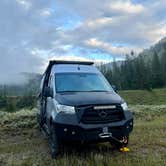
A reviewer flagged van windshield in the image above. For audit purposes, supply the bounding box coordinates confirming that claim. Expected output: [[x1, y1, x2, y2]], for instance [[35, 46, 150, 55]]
[[55, 73, 113, 93]]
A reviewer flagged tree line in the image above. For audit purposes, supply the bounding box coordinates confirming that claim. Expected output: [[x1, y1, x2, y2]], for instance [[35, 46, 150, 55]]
[[99, 50, 166, 90]]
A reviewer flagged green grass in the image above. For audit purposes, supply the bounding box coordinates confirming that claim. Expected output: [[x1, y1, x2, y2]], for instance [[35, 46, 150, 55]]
[[1, 88, 166, 112], [119, 88, 166, 105], [0, 89, 166, 166], [0, 105, 166, 166]]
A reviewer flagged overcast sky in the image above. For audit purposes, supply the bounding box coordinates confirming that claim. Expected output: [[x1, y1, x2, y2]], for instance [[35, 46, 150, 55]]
[[0, 0, 166, 84]]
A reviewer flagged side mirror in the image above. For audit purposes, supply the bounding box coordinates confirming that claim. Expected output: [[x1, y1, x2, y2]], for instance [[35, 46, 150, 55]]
[[112, 85, 118, 92], [43, 87, 53, 98]]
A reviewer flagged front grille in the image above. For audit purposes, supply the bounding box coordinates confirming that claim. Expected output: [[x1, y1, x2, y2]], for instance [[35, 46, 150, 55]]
[[76, 104, 124, 124]]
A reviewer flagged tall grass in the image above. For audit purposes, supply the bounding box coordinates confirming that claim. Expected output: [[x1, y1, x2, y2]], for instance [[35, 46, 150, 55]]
[[0, 105, 166, 166]]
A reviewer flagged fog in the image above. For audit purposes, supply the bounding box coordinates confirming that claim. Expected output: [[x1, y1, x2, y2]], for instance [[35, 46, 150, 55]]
[[1, 0, 165, 85], [0, 46, 45, 85]]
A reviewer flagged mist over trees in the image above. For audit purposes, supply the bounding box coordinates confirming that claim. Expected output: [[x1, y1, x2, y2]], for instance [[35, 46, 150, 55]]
[[0, 37, 166, 98], [99, 38, 166, 90], [0, 73, 41, 96]]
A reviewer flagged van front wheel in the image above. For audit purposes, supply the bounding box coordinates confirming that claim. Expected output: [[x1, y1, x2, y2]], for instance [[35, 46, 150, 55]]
[[48, 124, 60, 158]]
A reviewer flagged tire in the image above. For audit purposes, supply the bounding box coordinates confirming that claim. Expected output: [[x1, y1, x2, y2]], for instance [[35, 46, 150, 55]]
[[48, 124, 60, 158], [110, 136, 129, 149]]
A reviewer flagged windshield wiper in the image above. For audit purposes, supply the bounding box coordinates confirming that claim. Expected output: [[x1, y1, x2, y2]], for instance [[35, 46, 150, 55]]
[[84, 90, 110, 92], [57, 90, 110, 93], [58, 90, 84, 93]]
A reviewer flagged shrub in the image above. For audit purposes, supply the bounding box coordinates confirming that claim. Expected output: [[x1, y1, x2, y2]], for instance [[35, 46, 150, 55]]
[[0, 96, 8, 109], [16, 96, 36, 109]]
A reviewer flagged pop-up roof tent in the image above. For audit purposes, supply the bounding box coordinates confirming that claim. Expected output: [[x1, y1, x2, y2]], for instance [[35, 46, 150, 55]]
[[42, 60, 94, 93]]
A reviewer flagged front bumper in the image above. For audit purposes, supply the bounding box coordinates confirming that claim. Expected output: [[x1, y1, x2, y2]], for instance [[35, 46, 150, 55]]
[[54, 111, 133, 142]]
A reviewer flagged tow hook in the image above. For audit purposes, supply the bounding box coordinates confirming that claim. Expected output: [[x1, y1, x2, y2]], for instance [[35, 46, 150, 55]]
[[99, 133, 112, 138], [119, 136, 128, 144], [110, 135, 130, 152], [98, 128, 130, 152]]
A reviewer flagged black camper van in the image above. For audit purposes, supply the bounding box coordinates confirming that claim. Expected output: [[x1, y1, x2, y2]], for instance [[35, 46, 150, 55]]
[[37, 60, 133, 158]]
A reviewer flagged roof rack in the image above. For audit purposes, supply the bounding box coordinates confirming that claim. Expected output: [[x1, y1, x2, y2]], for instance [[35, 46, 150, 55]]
[[49, 60, 94, 65]]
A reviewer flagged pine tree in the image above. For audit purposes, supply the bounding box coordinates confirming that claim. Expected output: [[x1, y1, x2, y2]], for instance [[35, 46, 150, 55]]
[[151, 51, 164, 88], [112, 59, 120, 88], [159, 49, 166, 84]]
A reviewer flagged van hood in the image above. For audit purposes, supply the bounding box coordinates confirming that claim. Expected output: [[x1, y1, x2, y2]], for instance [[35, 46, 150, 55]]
[[55, 91, 123, 106]]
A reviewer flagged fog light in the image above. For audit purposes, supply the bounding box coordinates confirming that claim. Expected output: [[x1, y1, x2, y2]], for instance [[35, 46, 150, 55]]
[[126, 126, 129, 129], [72, 131, 75, 135], [64, 128, 67, 132], [130, 122, 133, 126]]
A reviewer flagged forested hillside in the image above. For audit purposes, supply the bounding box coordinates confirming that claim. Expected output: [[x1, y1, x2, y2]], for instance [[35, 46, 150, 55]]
[[1, 37, 166, 96], [100, 37, 166, 90]]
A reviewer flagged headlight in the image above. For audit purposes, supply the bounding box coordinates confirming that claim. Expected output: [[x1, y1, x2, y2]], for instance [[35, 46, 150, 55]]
[[56, 104, 75, 114], [121, 102, 128, 111]]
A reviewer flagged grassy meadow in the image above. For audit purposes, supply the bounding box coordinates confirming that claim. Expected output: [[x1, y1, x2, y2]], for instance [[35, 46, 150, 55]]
[[0, 89, 166, 166]]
